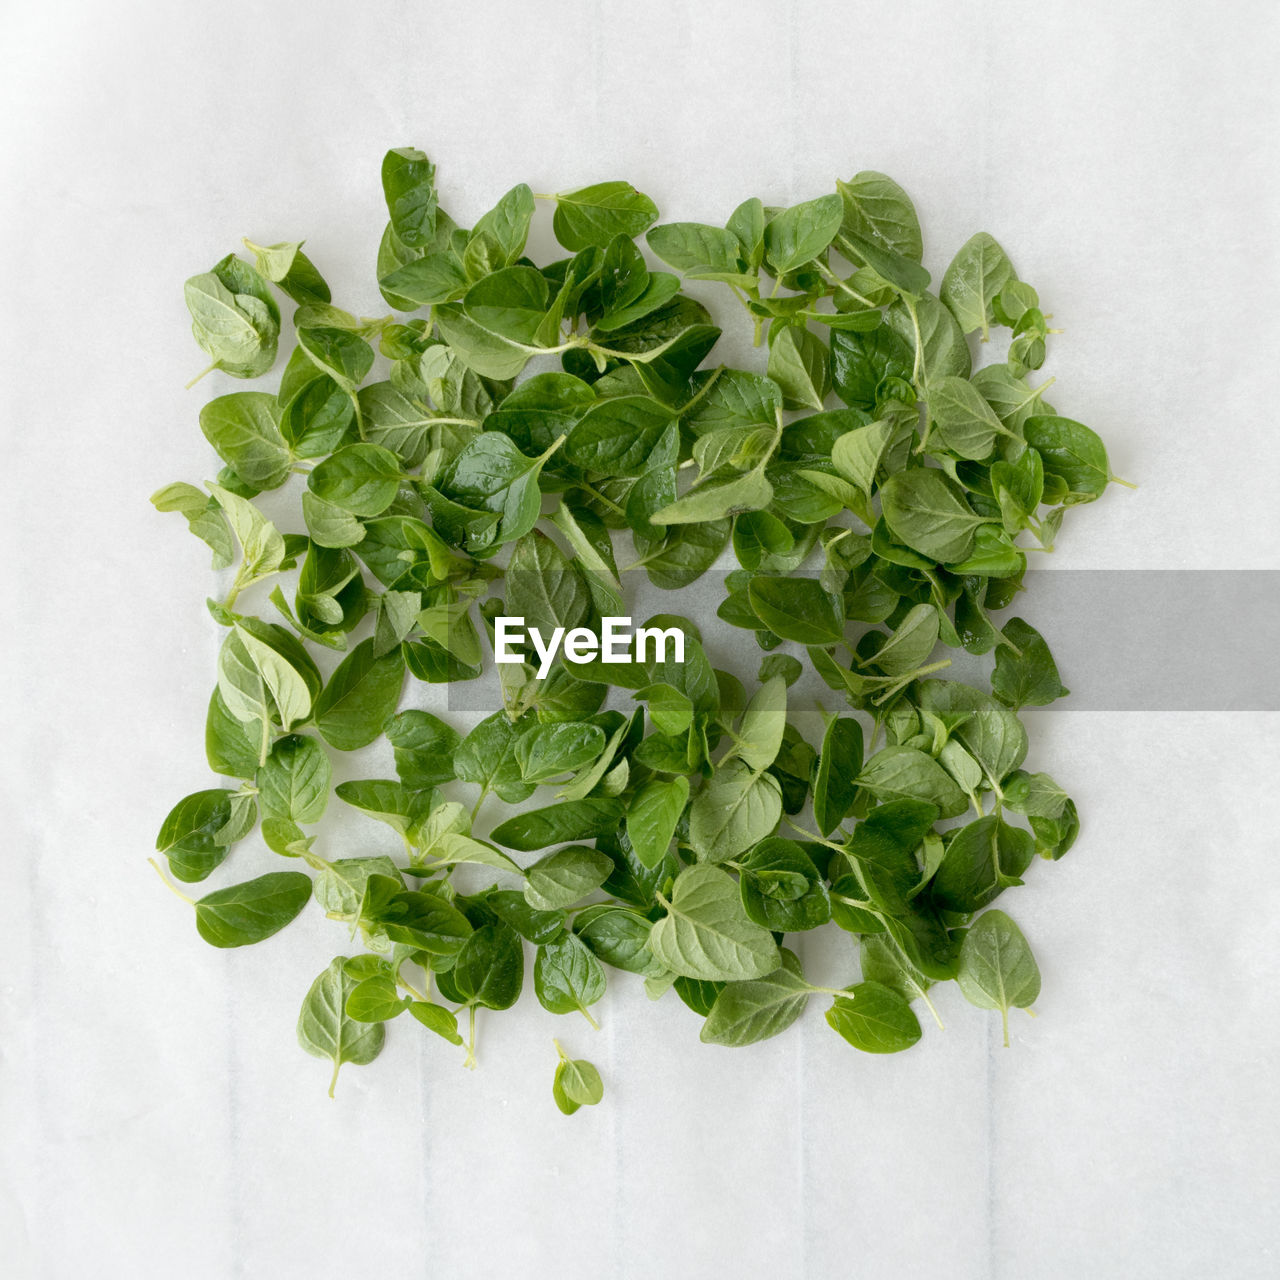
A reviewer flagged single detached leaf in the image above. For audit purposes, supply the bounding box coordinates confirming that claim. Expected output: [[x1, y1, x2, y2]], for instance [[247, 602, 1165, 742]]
[[956, 909, 1041, 1046], [297, 957, 386, 1096]]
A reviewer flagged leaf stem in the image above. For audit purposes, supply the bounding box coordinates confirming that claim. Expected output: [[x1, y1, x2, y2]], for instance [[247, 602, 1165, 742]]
[[147, 857, 195, 905], [184, 362, 217, 390], [782, 819, 846, 854], [464, 1005, 478, 1069]]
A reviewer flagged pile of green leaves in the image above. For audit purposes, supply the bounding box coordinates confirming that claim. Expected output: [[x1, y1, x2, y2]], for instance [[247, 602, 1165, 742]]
[[153, 148, 1125, 1105]]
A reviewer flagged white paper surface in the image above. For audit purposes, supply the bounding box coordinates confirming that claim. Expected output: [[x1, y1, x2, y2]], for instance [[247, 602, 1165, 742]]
[[2, 2, 1278, 1277]]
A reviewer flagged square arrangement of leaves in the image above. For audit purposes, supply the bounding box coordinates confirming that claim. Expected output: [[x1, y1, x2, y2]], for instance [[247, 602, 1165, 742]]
[[152, 148, 1128, 1109]]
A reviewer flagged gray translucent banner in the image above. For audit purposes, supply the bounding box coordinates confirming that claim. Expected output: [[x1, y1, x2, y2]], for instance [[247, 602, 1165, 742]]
[[458, 568, 1280, 713]]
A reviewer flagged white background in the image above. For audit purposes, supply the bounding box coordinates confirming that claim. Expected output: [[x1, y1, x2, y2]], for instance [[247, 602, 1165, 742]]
[[2, 1, 1278, 1277]]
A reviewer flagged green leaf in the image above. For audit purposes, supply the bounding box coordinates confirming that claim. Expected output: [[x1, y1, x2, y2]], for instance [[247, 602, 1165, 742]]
[[384, 710, 459, 788], [649, 469, 773, 525], [470, 183, 536, 267], [825, 981, 922, 1053], [243, 238, 330, 306], [956, 909, 1041, 1046], [830, 419, 895, 496], [553, 1055, 604, 1114], [830, 323, 913, 411], [856, 746, 968, 819], [523, 845, 614, 909], [626, 776, 689, 869], [648, 864, 781, 981], [687, 758, 783, 864], [991, 617, 1069, 709], [455, 712, 533, 804], [335, 779, 432, 841], [437, 433, 551, 549], [970, 365, 1055, 433], [407, 1000, 464, 1044], [295, 326, 373, 395], [297, 957, 386, 1096], [256, 733, 330, 824], [535, 933, 605, 1017], [814, 716, 864, 835], [917, 679, 1028, 785], [515, 722, 607, 785], [454, 924, 525, 1010], [926, 376, 1011, 460], [837, 172, 923, 261], [887, 296, 971, 385], [464, 266, 550, 344], [735, 675, 787, 771], [206, 689, 261, 780], [345, 974, 409, 1023], [313, 856, 401, 918], [382, 147, 438, 249], [312, 638, 405, 751], [647, 221, 742, 273], [553, 181, 659, 251], [199, 393, 291, 490], [931, 814, 1034, 913], [865, 603, 940, 677], [738, 840, 830, 932], [1023, 415, 1112, 504], [307, 443, 403, 516], [767, 325, 829, 411], [860, 935, 938, 1013], [764, 194, 843, 274], [838, 230, 931, 297], [941, 232, 1016, 340], [747, 576, 844, 644], [365, 881, 473, 955], [700, 951, 810, 1047], [492, 799, 625, 853], [151, 482, 235, 570], [1002, 770, 1070, 820], [184, 263, 278, 379], [565, 396, 675, 476], [879, 468, 991, 563], [156, 788, 236, 883], [194, 872, 311, 948]]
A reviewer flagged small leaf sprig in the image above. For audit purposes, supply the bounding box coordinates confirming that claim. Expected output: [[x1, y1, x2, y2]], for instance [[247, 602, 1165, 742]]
[[152, 148, 1126, 1104]]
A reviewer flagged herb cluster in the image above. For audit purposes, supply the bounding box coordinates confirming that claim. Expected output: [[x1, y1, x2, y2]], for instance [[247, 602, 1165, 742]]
[[152, 149, 1124, 1105]]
